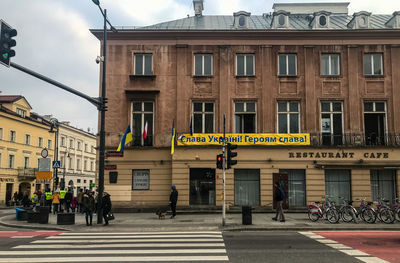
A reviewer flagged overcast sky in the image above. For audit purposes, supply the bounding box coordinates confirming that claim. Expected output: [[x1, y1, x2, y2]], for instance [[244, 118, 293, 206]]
[[1, 0, 399, 134]]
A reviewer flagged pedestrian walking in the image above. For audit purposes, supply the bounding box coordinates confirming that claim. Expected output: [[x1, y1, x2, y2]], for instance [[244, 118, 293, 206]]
[[71, 196, 77, 212], [101, 192, 112, 226], [77, 189, 84, 213], [169, 185, 178, 219], [51, 191, 60, 214], [64, 190, 73, 213], [31, 191, 39, 208], [272, 182, 286, 222], [83, 191, 95, 226], [59, 188, 66, 212], [44, 188, 52, 213]]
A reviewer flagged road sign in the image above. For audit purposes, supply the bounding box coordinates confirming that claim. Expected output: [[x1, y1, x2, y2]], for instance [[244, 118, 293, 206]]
[[41, 148, 48, 158], [52, 161, 61, 169], [38, 158, 51, 172]]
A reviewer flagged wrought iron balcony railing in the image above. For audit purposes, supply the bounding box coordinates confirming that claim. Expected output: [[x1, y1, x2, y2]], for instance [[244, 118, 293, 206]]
[[17, 168, 37, 178], [309, 133, 400, 147]]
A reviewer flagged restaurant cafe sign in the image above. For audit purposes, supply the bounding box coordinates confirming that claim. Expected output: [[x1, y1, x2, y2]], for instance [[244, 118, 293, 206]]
[[177, 133, 310, 146], [289, 151, 390, 159]]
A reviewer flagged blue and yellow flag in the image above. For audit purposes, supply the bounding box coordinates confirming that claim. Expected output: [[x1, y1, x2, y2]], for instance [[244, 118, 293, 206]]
[[117, 125, 133, 152], [171, 120, 175, 155]]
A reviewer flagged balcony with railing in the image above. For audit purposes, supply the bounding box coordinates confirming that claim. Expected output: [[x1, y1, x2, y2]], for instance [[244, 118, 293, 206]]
[[309, 133, 400, 147], [17, 167, 37, 179]]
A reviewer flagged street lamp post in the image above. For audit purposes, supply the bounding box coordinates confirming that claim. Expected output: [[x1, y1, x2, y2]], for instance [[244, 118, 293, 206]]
[[49, 118, 59, 192]]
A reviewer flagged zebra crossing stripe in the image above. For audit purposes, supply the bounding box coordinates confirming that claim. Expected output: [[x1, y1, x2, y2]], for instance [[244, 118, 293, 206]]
[[33, 238, 224, 243], [59, 231, 222, 235], [0, 249, 227, 255], [0, 256, 230, 262], [14, 243, 226, 249], [46, 234, 222, 239]]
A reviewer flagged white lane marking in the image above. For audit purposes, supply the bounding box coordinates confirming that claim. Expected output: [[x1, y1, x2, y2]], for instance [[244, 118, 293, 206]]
[[325, 243, 352, 249], [0, 256, 230, 262], [10, 236, 32, 239], [0, 249, 227, 255], [315, 239, 338, 244], [46, 234, 222, 239], [339, 249, 370, 256], [33, 238, 224, 243], [355, 257, 389, 263], [14, 243, 226, 249], [59, 231, 222, 235]]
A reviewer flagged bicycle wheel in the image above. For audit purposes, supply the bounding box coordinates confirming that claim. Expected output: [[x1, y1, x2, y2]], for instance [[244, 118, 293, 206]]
[[361, 209, 376, 224], [341, 206, 353, 222], [308, 211, 320, 222], [395, 209, 400, 222], [326, 209, 339, 224], [380, 209, 395, 224]]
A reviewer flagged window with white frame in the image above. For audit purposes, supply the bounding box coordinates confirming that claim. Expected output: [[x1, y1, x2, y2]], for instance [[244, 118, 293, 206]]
[[364, 53, 383, 76], [193, 102, 214, 133], [69, 139, 74, 149], [68, 156, 73, 170], [48, 139, 52, 149], [84, 160, 87, 171], [25, 134, 31, 145], [24, 156, 29, 168], [61, 137, 65, 147], [85, 144, 88, 152], [278, 101, 300, 133], [278, 54, 297, 76], [321, 101, 343, 146], [90, 161, 94, 171], [236, 54, 255, 76], [10, 130, 16, 142], [8, 154, 15, 169], [91, 146, 94, 153], [77, 159, 81, 171], [235, 102, 256, 133], [38, 137, 43, 147], [16, 108, 26, 118], [60, 156, 65, 168], [194, 54, 212, 76], [132, 101, 154, 146], [134, 53, 153, 75], [364, 101, 386, 146], [321, 54, 340, 76], [77, 141, 81, 150]]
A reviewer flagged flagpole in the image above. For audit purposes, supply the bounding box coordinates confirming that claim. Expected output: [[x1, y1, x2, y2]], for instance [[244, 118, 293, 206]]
[[222, 114, 226, 226]]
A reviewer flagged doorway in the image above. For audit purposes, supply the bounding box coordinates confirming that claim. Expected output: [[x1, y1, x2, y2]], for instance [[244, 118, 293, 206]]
[[189, 168, 215, 206], [364, 114, 385, 145], [5, 183, 13, 206]]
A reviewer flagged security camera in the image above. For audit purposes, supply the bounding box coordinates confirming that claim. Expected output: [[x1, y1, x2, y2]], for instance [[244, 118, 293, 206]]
[[96, 56, 104, 64]]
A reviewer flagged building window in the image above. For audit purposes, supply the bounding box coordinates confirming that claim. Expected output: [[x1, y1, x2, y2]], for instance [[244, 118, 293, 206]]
[[61, 137, 65, 147], [235, 102, 256, 133], [370, 170, 397, 204], [77, 179, 81, 183], [278, 54, 297, 76], [0, 153, 2, 168], [77, 159, 81, 171], [234, 169, 260, 206], [61, 156, 65, 168], [280, 169, 306, 207], [91, 146, 94, 153], [364, 101, 386, 145], [69, 139, 74, 149], [85, 144, 88, 152], [10, 130, 16, 142], [77, 141, 81, 150], [84, 180, 87, 183], [38, 137, 43, 148], [84, 160, 87, 171], [321, 54, 340, 76], [134, 53, 153, 75], [194, 54, 212, 76], [132, 101, 153, 146], [8, 154, 15, 169], [90, 161, 94, 171], [325, 169, 351, 205], [236, 54, 254, 76], [16, 108, 26, 118], [0, 128, 3, 140], [48, 139, 52, 149], [24, 157, 29, 169], [193, 102, 214, 133], [189, 168, 215, 205], [321, 101, 343, 146], [68, 157, 73, 170], [277, 101, 300, 133], [25, 134, 31, 145], [132, 169, 150, 190], [364, 53, 383, 76]]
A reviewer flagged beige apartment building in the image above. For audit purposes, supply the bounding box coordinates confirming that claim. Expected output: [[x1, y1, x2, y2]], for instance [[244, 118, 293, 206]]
[[91, 1, 400, 209]]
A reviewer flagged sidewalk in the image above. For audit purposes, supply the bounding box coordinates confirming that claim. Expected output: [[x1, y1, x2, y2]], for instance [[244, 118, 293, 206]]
[[1, 209, 400, 232]]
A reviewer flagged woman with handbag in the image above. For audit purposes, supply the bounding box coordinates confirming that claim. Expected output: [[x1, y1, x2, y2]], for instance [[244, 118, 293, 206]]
[[101, 192, 112, 226]]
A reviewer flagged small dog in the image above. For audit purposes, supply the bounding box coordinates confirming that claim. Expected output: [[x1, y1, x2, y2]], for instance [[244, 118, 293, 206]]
[[155, 209, 166, 219]]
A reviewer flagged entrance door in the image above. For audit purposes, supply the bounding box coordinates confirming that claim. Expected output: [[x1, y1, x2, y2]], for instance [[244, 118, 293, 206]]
[[273, 173, 289, 209], [5, 183, 13, 206], [365, 113, 385, 145], [190, 168, 215, 206], [234, 169, 260, 206]]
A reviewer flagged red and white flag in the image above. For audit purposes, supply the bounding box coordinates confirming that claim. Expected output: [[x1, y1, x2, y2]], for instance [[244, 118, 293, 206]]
[[143, 121, 148, 139]]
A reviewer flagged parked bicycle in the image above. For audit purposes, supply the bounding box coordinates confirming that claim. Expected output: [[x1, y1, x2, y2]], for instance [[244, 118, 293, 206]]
[[393, 198, 400, 222], [376, 197, 395, 224], [308, 197, 339, 224]]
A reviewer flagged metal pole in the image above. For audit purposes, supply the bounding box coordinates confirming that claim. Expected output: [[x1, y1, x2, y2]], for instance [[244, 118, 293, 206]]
[[54, 124, 58, 190], [222, 114, 226, 226], [97, 9, 107, 225]]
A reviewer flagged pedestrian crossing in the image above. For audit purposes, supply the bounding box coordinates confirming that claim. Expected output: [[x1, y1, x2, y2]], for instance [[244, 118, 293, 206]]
[[0, 231, 229, 262]]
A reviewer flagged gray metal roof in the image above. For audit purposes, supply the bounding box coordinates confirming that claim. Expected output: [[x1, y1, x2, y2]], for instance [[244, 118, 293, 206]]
[[132, 14, 394, 31]]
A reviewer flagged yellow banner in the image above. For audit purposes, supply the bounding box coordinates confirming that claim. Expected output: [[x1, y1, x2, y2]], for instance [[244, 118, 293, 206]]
[[177, 133, 310, 146], [36, 171, 53, 180]]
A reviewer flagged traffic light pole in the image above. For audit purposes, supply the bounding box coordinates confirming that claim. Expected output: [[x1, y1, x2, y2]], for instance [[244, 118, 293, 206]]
[[222, 114, 226, 226]]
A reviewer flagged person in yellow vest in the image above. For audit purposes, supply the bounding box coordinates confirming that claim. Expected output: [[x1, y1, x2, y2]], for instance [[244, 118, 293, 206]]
[[51, 191, 60, 214], [59, 189, 67, 213], [45, 188, 53, 213], [31, 192, 39, 208]]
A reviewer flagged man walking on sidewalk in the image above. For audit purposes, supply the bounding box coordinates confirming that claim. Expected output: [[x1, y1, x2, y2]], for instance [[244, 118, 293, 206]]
[[272, 182, 286, 222], [169, 185, 178, 219]]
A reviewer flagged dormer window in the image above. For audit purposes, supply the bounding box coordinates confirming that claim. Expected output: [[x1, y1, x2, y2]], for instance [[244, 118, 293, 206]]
[[272, 10, 290, 29], [310, 11, 331, 29], [233, 11, 251, 29], [347, 11, 371, 29], [385, 11, 400, 29]]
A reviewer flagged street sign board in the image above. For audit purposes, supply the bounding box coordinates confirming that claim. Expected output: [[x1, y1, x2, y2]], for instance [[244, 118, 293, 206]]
[[38, 158, 51, 172], [36, 171, 52, 181], [52, 161, 61, 169]]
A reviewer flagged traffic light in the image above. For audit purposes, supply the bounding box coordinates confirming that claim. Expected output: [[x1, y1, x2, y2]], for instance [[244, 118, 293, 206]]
[[0, 20, 17, 67], [227, 143, 238, 169], [216, 154, 223, 169]]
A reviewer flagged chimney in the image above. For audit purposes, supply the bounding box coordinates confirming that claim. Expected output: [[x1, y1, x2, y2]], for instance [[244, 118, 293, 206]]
[[193, 0, 204, 17]]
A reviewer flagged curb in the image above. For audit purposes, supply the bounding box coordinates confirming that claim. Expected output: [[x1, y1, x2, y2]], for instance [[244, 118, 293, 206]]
[[0, 214, 68, 231]]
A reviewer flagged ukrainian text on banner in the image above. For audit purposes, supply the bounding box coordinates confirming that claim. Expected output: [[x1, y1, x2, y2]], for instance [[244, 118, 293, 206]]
[[177, 133, 310, 146]]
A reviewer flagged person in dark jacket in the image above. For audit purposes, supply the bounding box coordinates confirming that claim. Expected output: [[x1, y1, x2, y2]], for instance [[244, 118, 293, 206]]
[[272, 182, 286, 222], [169, 185, 178, 219], [101, 192, 112, 226], [64, 190, 73, 213], [83, 191, 95, 226]]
